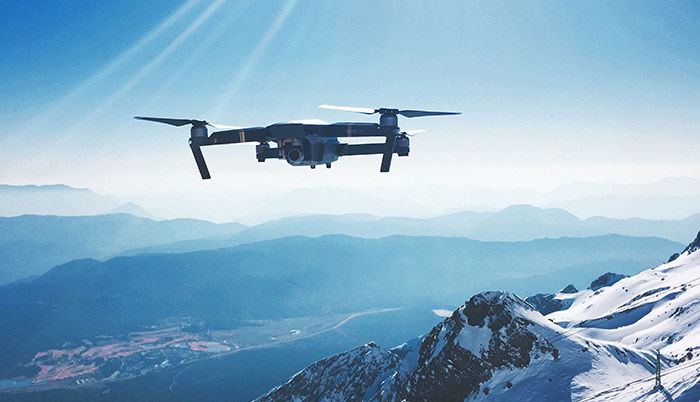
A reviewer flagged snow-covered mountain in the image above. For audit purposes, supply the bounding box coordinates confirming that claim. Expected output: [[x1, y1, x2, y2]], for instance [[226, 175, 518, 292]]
[[256, 232, 700, 401]]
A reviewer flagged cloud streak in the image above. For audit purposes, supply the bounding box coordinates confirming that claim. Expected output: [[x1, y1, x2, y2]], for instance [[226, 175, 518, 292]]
[[211, 0, 298, 119], [139, 0, 254, 112], [23, 0, 204, 135], [73, 0, 227, 132]]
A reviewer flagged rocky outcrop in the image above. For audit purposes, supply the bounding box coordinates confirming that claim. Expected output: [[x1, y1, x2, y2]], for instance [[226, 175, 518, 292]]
[[525, 284, 577, 315], [560, 284, 578, 294], [257, 292, 559, 402], [589, 272, 628, 291], [257, 342, 398, 401], [668, 229, 700, 262], [525, 293, 567, 315], [681, 230, 700, 255]]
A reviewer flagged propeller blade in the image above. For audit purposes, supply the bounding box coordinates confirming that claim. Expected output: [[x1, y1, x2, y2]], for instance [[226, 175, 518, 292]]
[[404, 129, 426, 136], [189, 143, 211, 180], [380, 134, 396, 173], [398, 110, 461, 118], [318, 104, 376, 115], [135, 116, 241, 130], [134, 116, 200, 127]]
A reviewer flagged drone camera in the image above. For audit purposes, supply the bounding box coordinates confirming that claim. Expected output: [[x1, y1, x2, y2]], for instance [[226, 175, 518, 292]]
[[286, 146, 305, 165]]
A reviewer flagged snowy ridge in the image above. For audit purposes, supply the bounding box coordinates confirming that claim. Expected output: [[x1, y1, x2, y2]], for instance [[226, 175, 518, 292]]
[[549, 247, 700, 361]]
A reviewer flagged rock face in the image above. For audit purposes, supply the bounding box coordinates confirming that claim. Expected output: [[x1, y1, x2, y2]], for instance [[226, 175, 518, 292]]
[[257, 291, 653, 401], [257, 342, 399, 401], [525, 284, 577, 315], [258, 292, 559, 401], [524, 293, 568, 316], [388, 292, 558, 401]]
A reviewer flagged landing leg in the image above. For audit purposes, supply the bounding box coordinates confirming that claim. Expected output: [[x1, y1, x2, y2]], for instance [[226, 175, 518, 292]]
[[310, 165, 316, 169], [326, 163, 331, 169]]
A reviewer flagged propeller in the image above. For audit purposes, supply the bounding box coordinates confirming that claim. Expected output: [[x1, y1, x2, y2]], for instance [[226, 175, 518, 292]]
[[318, 105, 460, 118], [319, 105, 458, 172], [134, 116, 239, 129], [134, 116, 231, 180]]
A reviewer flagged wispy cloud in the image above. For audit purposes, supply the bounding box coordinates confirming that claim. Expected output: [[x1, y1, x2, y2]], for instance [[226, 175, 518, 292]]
[[211, 0, 298, 119]]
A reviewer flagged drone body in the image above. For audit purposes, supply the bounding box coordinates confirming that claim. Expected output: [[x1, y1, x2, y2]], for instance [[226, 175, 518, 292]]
[[135, 105, 459, 179]]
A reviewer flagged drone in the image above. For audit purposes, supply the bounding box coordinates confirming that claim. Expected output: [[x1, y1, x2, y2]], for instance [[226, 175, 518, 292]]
[[135, 105, 460, 179]]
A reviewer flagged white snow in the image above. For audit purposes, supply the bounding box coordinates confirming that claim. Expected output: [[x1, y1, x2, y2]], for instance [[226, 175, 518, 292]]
[[455, 322, 492, 356], [432, 309, 452, 317]]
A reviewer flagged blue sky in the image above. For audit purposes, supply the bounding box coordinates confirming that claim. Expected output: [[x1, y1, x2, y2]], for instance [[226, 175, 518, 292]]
[[1, 1, 699, 219]]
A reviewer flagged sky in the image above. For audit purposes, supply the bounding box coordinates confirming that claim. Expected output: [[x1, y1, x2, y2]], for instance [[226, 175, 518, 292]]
[[1, 0, 699, 220]]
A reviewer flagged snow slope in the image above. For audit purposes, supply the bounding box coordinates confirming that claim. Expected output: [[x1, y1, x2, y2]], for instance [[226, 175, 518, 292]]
[[545, 233, 700, 401]]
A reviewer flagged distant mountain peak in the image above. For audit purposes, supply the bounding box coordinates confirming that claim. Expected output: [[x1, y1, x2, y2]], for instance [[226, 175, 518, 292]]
[[107, 202, 155, 219], [459, 290, 533, 328], [560, 284, 578, 294], [588, 272, 628, 291]]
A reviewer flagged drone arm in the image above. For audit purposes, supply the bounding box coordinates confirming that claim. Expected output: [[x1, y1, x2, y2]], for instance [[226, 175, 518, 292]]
[[339, 143, 386, 156], [324, 123, 381, 138], [208, 127, 268, 145], [189, 139, 211, 180], [380, 134, 396, 172]]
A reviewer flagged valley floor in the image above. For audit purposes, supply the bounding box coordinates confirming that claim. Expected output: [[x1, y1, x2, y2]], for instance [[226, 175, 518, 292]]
[[0, 308, 398, 395]]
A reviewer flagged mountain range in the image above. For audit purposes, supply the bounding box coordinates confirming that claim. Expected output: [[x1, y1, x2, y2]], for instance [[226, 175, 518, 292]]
[[0, 234, 679, 389], [0, 214, 246, 284], [235, 177, 700, 222], [5, 204, 699, 285], [124, 205, 700, 256]]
